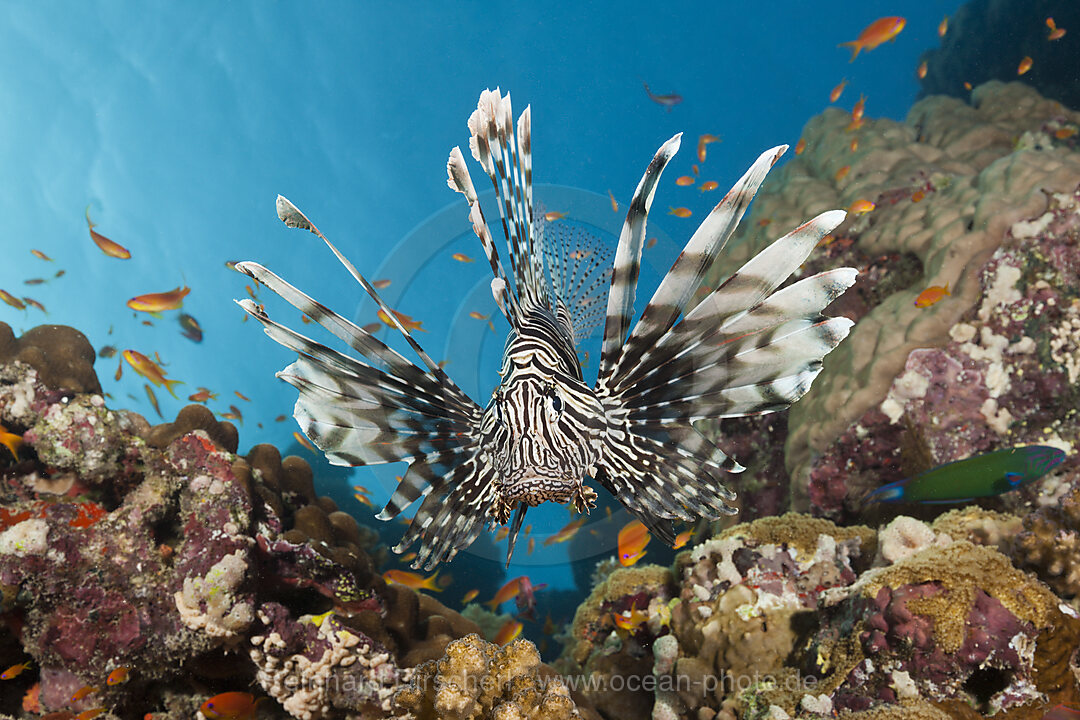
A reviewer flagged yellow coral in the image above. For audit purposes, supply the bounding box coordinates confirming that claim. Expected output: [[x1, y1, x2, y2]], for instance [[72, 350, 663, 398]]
[[394, 634, 583, 720]]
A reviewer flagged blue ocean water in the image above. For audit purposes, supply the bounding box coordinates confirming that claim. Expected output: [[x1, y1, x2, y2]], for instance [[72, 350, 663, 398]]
[[0, 1, 961, 596]]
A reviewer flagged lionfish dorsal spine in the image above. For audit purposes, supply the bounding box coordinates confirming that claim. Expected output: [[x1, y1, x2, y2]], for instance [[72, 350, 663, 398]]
[[597, 133, 682, 386]]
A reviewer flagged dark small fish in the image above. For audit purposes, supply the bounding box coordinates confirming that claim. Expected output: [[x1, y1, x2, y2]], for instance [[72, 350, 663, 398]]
[[865, 445, 1066, 504], [642, 81, 682, 110], [55, 269, 66, 278], [22, 297, 46, 313], [98, 345, 118, 359], [23, 278, 46, 285], [179, 313, 203, 343]]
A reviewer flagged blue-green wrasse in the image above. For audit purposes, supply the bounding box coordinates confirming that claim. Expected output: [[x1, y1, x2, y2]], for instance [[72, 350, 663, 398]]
[[865, 445, 1066, 504]]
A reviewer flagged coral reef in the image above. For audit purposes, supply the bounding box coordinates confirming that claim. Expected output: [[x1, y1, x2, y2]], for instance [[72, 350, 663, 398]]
[[394, 634, 599, 720], [0, 324, 593, 720], [697, 81, 1080, 520], [559, 513, 1080, 719]]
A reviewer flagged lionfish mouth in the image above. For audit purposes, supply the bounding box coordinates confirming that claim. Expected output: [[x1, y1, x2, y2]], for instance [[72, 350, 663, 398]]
[[501, 475, 578, 506]]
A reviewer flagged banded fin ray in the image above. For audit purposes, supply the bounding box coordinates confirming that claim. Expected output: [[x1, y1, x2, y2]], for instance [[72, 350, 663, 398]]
[[593, 140, 857, 527], [598, 134, 681, 385], [611, 145, 788, 386]]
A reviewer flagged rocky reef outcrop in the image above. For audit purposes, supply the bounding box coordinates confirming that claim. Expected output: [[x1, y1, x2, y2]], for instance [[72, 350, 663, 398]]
[[0, 322, 595, 720]]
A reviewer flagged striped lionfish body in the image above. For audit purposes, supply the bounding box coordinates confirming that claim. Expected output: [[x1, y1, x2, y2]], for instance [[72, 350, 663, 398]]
[[235, 88, 857, 570]]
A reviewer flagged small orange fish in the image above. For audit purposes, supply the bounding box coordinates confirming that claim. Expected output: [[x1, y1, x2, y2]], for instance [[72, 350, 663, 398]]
[[0, 290, 25, 310], [126, 286, 190, 313], [123, 350, 182, 397], [612, 602, 649, 631], [223, 405, 244, 424], [757, 218, 772, 227], [668, 207, 692, 218], [234, 390, 250, 402], [462, 588, 479, 604], [938, 16, 948, 38], [69, 685, 97, 702], [835, 165, 851, 183], [114, 357, 122, 381], [144, 384, 162, 419], [915, 283, 950, 308], [608, 190, 618, 212], [0, 425, 22, 459], [383, 569, 442, 592], [401, 552, 417, 563], [673, 529, 693, 549], [451, 253, 474, 263], [106, 666, 131, 685], [847, 94, 866, 131], [1, 661, 31, 679], [839, 16, 906, 61], [188, 388, 218, 403], [275, 414, 286, 422], [494, 526, 509, 542], [1049, 26, 1066, 41], [850, 137, 859, 152], [30, 249, 52, 261], [1018, 56, 1033, 75], [848, 199, 875, 215], [75, 710, 105, 720], [543, 516, 587, 546], [494, 619, 523, 645], [527, 537, 535, 555], [544, 211, 567, 221], [353, 492, 374, 508], [964, 81, 973, 91], [293, 432, 316, 453], [372, 278, 392, 290], [696, 133, 720, 163], [486, 577, 524, 609], [377, 308, 425, 333], [1055, 127, 1077, 139], [646, 237, 658, 249], [618, 520, 650, 567], [691, 164, 699, 176], [917, 60, 928, 79], [795, 138, 807, 155], [675, 175, 695, 186], [200, 692, 263, 720], [468, 311, 489, 321], [85, 207, 131, 259], [829, 78, 847, 103], [698, 180, 719, 192], [911, 189, 926, 203]]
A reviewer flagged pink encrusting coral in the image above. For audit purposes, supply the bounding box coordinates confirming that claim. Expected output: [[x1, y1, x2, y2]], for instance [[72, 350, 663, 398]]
[[0, 322, 597, 720]]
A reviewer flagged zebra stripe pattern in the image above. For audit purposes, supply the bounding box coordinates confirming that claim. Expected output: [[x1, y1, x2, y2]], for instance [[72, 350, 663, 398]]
[[236, 87, 857, 569]]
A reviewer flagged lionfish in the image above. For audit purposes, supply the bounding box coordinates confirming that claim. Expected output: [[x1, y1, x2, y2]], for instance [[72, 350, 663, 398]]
[[235, 88, 857, 570]]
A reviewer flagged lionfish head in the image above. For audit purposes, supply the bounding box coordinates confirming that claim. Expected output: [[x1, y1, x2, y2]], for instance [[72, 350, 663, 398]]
[[482, 370, 605, 520]]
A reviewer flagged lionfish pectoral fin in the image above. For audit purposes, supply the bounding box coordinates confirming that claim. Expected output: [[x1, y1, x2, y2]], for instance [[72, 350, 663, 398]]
[[504, 503, 528, 567]]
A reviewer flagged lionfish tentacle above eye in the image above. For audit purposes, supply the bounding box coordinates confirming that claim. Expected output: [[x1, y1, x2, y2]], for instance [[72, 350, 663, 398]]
[[239, 87, 857, 571], [593, 142, 857, 524]]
